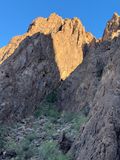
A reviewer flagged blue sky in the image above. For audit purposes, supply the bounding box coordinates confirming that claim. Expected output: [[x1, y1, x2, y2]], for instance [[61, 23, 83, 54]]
[[0, 0, 120, 47]]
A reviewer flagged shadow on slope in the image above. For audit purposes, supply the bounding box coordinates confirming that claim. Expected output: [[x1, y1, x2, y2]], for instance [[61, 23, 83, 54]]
[[0, 32, 60, 123], [56, 38, 117, 114], [70, 35, 120, 160]]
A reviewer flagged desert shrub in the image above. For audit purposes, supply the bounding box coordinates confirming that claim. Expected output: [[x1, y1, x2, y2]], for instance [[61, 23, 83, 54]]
[[46, 90, 58, 103], [5, 138, 29, 151], [71, 114, 88, 130], [38, 140, 71, 160], [34, 103, 61, 121], [62, 111, 88, 131], [43, 121, 55, 138], [0, 125, 7, 149], [25, 131, 37, 142], [61, 112, 77, 123], [5, 138, 35, 159], [34, 89, 60, 121]]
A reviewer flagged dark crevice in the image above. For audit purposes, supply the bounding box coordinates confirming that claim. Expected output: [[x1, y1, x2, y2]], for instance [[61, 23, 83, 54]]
[[83, 43, 90, 58], [96, 60, 104, 79], [115, 127, 120, 159], [5, 73, 10, 78], [59, 132, 73, 154], [57, 25, 63, 32]]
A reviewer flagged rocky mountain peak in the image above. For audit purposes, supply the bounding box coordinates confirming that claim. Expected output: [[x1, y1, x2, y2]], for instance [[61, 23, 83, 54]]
[[0, 13, 94, 80], [27, 13, 93, 45], [112, 12, 119, 19], [0, 13, 94, 122], [27, 13, 64, 34], [102, 12, 120, 41]]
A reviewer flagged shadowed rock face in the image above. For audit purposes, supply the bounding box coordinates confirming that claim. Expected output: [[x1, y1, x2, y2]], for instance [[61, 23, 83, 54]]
[[0, 33, 60, 122], [68, 15, 120, 160], [57, 13, 120, 112], [0, 13, 93, 122], [70, 36, 120, 160], [57, 37, 117, 112]]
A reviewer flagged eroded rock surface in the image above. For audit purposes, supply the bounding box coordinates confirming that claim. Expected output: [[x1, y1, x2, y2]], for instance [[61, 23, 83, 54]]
[[0, 13, 93, 122], [57, 13, 120, 113], [57, 39, 114, 112], [69, 17, 120, 160], [0, 33, 60, 122], [0, 13, 93, 80], [103, 12, 120, 41]]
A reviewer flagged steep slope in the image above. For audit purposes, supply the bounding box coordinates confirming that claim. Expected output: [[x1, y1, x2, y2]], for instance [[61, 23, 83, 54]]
[[0, 13, 93, 122], [57, 13, 120, 112], [71, 36, 120, 160], [69, 13, 120, 160], [0, 33, 60, 122], [57, 39, 112, 112]]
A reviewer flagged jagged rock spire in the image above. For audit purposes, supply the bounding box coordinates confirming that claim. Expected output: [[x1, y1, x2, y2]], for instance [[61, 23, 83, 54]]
[[0, 13, 94, 79], [102, 12, 120, 41]]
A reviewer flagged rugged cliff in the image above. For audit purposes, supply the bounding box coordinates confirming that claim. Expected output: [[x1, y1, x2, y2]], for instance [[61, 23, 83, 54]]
[[57, 13, 120, 112], [0, 12, 120, 160], [70, 13, 120, 160], [0, 13, 93, 122]]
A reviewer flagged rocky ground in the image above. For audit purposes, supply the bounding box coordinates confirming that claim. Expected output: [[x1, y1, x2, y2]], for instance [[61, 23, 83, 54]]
[[0, 97, 88, 160]]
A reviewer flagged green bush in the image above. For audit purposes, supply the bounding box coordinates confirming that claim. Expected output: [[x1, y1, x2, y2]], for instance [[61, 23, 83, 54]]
[[71, 114, 88, 131], [38, 141, 71, 160], [46, 90, 58, 103], [43, 121, 55, 137], [61, 112, 77, 123], [34, 103, 61, 121], [34, 89, 60, 121], [5, 138, 29, 151], [62, 111, 88, 131], [5, 138, 34, 159], [0, 125, 7, 149], [25, 132, 37, 142]]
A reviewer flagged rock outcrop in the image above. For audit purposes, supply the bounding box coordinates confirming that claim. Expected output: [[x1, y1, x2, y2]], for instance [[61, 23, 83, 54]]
[[68, 14, 120, 160], [0, 13, 93, 80], [102, 12, 120, 41], [0, 13, 93, 122], [71, 36, 120, 160], [57, 13, 120, 112], [0, 33, 60, 122]]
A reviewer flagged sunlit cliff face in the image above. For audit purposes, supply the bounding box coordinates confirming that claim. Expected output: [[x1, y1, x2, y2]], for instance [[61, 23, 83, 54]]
[[0, 13, 93, 80], [102, 12, 120, 41]]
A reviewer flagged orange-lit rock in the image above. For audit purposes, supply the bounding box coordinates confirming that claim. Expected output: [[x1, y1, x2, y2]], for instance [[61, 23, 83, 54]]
[[0, 13, 93, 79]]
